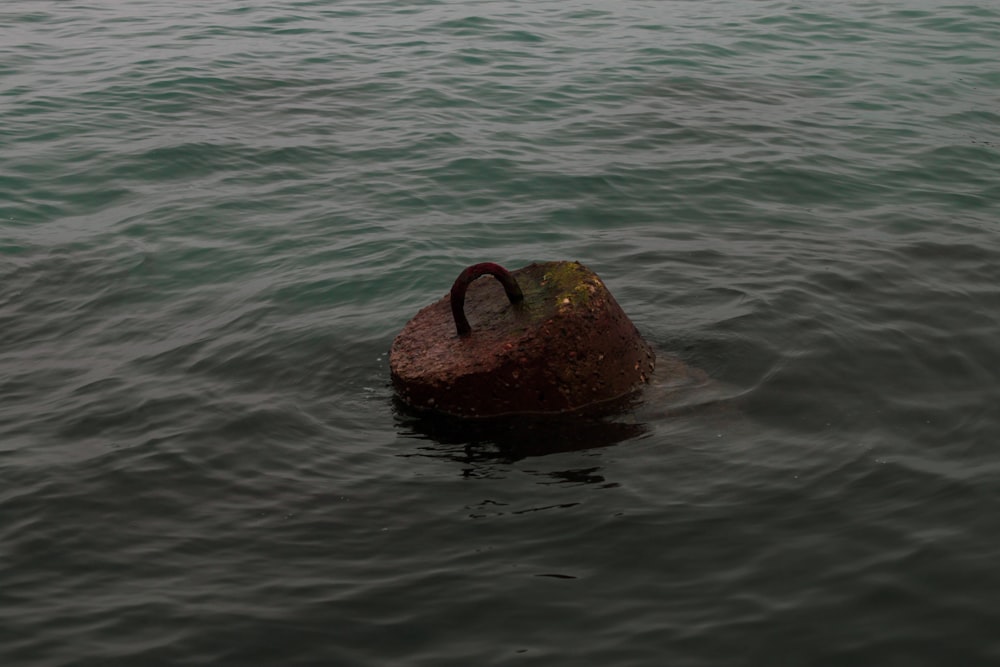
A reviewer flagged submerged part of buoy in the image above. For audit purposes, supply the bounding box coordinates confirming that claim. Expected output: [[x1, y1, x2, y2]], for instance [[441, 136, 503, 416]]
[[389, 260, 655, 418]]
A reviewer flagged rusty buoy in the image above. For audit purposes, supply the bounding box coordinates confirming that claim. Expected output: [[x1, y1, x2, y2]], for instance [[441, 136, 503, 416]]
[[389, 261, 655, 417]]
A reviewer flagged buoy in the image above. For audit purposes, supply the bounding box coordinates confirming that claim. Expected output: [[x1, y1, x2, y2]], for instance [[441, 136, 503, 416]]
[[390, 261, 655, 417]]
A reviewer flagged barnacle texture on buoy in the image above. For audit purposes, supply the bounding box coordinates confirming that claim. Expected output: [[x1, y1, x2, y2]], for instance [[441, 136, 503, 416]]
[[389, 261, 655, 418]]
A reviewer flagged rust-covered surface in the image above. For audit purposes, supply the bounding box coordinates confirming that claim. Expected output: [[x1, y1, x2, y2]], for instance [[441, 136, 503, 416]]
[[389, 261, 656, 417]]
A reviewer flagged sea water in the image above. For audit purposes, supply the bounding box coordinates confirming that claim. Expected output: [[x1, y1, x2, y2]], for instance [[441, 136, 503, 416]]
[[2, 1, 999, 665]]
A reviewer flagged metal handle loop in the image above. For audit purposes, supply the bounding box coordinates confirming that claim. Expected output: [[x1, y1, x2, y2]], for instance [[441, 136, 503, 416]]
[[449, 262, 524, 337]]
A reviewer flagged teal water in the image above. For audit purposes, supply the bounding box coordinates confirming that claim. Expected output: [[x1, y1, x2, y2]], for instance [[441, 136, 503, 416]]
[[2, 1, 1000, 665]]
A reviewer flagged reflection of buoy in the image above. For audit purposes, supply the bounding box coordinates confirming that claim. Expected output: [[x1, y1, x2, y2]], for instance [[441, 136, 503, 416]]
[[390, 261, 655, 417]]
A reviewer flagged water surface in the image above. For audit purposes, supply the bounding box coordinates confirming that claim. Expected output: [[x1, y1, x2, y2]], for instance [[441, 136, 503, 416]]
[[2, 1, 999, 665]]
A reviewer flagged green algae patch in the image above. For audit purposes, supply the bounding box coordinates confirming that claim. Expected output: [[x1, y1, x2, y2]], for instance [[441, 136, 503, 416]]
[[516, 261, 605, 320]]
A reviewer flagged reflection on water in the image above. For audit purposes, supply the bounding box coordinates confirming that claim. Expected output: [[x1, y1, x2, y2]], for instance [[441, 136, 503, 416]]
[[394, 395, 649, 461]]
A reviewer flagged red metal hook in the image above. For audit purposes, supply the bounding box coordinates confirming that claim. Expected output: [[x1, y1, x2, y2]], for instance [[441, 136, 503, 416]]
[[449, 262, 524, 337]]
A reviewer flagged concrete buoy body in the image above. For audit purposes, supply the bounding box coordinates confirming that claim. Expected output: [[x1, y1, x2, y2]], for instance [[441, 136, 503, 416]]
[[390, 261, 655, 418]]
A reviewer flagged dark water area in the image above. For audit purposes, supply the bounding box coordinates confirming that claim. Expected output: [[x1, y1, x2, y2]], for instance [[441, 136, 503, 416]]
[[2, 1, 999, 665]]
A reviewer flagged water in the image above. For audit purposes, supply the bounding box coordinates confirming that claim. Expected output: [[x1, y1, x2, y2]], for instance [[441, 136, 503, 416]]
[[2, 1, 999, 664]]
